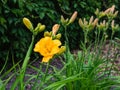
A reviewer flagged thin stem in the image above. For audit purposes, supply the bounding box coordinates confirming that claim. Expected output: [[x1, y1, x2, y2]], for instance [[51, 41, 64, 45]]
[[11, 34, 35, 90], [20, 35, 35, 89], [64, 26, 69, 51], [22, 35, 35, 70], [32, 63, 43, 90], [107, 31, 115, 76], [39, 62, 50, 89], [104, 18, 113, 76], [64, 25, 72, 90]]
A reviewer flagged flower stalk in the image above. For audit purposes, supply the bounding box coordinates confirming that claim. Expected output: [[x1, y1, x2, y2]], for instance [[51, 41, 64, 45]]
[[11, 17, 46, 89], [11, 34, 36, 90]]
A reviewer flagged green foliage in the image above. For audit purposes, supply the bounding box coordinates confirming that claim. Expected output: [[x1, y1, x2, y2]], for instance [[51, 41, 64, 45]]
[[0, 1, 120, 89], [0, 0, 60, 68], [0, 0, 120, 69]]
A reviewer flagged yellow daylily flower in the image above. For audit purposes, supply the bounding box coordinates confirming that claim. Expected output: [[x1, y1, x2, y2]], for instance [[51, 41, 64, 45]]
[[34, 37, 62, 62]]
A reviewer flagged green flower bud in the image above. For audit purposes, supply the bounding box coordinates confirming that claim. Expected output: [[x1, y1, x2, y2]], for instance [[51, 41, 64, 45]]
[[34, 23, 41, 31], [58, 46, 66, 54], [56, 33, 61, 40], [34, 23, 45, 35], [44, 31, 52, 37], [23, 17, 34, 31], [39, 25, 46, 32]]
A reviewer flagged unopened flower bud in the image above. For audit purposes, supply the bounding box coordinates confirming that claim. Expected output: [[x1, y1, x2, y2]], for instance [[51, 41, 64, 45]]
[[83, 18, 88, 26], [95, 8, 99, 16], [52, 24, 60, 35], [111, 20, 119, 31], [58, 46, 66, 54], [93, 18, 98, 27], [104, 8, 111, 14], [111, 20, 115, 28], [89, 16, 94, 24], [61, 15, 66, 24], [34, 23, 41, 31], [110, 5, 115, 13], [78, 18, 84, 28], [103, 20, 106, 25], [69, 11, 78, 24], [113, 11, 118, 17], [23, 17, 33, 31], [44, 31, 52, 37], [39, 25, 46, 32], [56, 33, 61, 39], [34, 23, 45, 35], [114, 24, 119, 31], [99, 12, 106, 18]]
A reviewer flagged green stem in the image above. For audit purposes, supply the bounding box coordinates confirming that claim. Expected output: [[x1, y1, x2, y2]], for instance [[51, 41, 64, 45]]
[[22, 35, 35, 70], [64, 26, 69, 51], [20, 35, 35, 89], [107, 32, 115, 77], [64, 25, 72, 90], [32, 63, 42, 90], [39, 62, 49, 89], [104, 19, 113, 76], [11, 34, 35, 90]]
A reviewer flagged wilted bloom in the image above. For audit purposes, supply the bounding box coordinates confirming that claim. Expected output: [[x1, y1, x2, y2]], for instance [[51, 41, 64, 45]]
[[52, 24, 60, 35], [23, 17, 33, 31], [34, 37, 63, 62]]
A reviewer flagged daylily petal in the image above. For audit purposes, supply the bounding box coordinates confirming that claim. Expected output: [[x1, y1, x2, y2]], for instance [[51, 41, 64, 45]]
[[34, 36, 63, 62], [42, 55, 53, 62]]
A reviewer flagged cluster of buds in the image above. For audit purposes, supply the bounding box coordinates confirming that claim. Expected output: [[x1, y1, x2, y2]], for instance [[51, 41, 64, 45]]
[[78, 16, 98, 32], [95, 5, 118, 19], [95, 8, 106, 19], [34, 23, 46, 35], [61, 11, 78, 26], [97, 20, 109, 39], [23, 17, 45, 35], [97, 20, 108, 32], [44, 24, 61, 40], [111, 20, 119, 32], [105, 5, 118, 19]]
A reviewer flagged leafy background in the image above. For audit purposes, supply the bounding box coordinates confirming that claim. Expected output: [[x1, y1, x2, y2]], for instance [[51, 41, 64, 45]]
[[0, 0, 120, 69]]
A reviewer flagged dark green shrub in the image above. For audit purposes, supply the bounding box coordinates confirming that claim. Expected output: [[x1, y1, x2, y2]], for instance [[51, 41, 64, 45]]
[[0, 0, 120, 69], [0, 0, 60, 68]]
